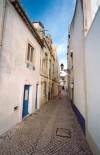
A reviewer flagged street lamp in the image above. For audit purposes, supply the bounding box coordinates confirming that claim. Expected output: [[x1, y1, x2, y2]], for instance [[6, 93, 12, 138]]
[[60, 63, 70, 73], [60, 63, 64, 71]]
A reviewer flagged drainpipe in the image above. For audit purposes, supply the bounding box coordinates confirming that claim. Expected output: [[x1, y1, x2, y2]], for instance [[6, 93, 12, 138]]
[[0, 0, 7, 50]]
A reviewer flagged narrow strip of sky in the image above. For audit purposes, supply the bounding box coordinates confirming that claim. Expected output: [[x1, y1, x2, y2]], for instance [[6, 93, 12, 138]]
[[20, 0, 76, 75]]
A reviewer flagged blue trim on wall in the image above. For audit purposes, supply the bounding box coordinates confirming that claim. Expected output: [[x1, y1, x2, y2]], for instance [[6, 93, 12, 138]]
[[26, 63, 29, 67], [71, 100, 85, 135], [26, 63, 35, 70], [33, 67, 35, 70]]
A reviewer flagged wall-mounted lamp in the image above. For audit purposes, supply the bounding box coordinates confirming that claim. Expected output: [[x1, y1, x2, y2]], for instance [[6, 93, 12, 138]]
[[60, 63, 64, 70], [60, 63, 70, 73]]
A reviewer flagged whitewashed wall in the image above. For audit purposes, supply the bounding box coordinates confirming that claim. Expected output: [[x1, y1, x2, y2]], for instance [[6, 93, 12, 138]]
[[0, 0, 41, 136], [0, 0, 4, 47], [69, 0, 85, 118], [85, 7, 100, 154], [91, 0, 100, 20], [64, 75, 68, 89]]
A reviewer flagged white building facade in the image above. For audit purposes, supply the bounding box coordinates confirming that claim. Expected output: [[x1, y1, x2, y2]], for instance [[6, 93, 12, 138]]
[[85, 6, 100, 155], [0, 0, 60, 136], [33, 22, 60, 106], [67, 0, 86, 134], [67, 0, 100, 154], [0, 0, 44, 136]]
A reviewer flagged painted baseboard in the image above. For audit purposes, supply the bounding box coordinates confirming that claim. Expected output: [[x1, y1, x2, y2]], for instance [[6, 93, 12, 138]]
[[71, 100, 85, 134], [71, 100, 100, 154]]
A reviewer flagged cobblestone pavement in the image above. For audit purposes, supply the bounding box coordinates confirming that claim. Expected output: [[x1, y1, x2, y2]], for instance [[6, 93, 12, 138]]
[[0, 91, 93, 155]]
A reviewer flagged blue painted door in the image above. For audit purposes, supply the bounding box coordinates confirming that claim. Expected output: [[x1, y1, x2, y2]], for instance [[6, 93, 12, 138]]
[[35, 84, 38, 109], [22, 85, 29, 118]]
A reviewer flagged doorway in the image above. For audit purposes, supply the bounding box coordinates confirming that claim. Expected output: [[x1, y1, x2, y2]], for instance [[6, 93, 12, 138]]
[[35, 84, 38, 109], [22, 85, 29, 118]]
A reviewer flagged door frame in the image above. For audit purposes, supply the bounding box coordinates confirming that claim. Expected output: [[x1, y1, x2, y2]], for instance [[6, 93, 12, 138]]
[[35, 84, 38, 110], [22, 85, 30, 118], [20, 82, 34, 121]]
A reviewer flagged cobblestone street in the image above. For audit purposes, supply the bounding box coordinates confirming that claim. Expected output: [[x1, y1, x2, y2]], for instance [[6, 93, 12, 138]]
[[0, 91, 92, 155]]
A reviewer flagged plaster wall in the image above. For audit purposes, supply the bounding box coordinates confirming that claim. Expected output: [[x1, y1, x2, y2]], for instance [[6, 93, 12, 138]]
[[91, 0, 100, 20], [41, 76, 48, 106], [0, 0, 41, 135], [82, 0, 92, 36], [70, 0, 85, 118], [53, 49, 59, 97], [0, 0, 6, 48], [67, 30, 72, 98], [67, 47, 73, 100], [85, 7, 100, 153], [0, 0, 3, 46], [64, 75, 68, 89], [54, 82, 58, 96]]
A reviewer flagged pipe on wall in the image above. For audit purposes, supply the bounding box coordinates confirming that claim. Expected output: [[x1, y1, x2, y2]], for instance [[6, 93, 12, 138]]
[[0, 0, 7, 49]]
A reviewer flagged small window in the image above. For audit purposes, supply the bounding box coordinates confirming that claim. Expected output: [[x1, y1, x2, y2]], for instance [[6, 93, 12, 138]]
[[49, 60, 51, 69], [44, 81, 46, 94], [27, 44, 34, 63], [44, 53, 48, 68], [49, 69, 51, 77], [26, 40, 35, 67], [53, 64, 54, 73], [49, 82, 50, 92], [40, 52, 41, 66], [27, 45, 30, 60]]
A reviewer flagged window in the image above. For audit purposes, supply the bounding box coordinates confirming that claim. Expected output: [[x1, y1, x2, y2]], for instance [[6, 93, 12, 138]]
[[49, 60, 51, 69], [27, 44, 34, 63], [45, 53, 48, 68], [49, 69, 51, 77], [49, 82, 50, 92], [40, 51, 41, 67], [44, 81, 46, 94], [53, 64, 54, 73], [26, 39, 35, 67]]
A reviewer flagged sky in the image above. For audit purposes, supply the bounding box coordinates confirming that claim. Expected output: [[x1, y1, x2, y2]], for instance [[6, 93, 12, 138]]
[[20, 0, 76, 75]]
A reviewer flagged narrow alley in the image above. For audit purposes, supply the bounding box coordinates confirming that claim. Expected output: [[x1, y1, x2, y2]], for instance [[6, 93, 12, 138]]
[[0, 91, 92, 155]]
